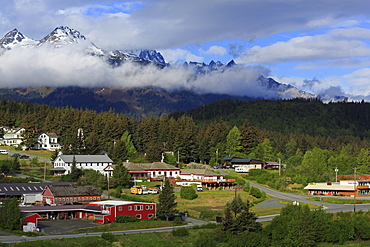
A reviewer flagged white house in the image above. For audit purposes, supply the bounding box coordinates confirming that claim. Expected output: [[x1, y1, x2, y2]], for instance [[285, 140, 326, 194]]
[[0, 127, 25, 147], [52, 155, 113, 176], [139, 162, 180, 179], [122, 162, 180, 181], [179, 169, 224, 181], [35, 133, 61, 151]]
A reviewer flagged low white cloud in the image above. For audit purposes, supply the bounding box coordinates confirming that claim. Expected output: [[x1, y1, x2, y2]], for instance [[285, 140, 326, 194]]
[[159, 49, 203, 64], [200, 46, 227, 56], [0, 44, 276, 98]]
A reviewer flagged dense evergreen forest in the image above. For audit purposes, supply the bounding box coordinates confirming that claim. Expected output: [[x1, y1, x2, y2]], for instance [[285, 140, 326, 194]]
[[1, 98, 370, 185]]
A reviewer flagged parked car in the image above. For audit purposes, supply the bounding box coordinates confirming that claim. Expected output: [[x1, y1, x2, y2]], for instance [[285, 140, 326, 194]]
[[148, 188, 159, 194], [11, 153, 21, 157], [20, 155, 29, 159], [0, 149, 8, 155], [154, 184, 163, 190]]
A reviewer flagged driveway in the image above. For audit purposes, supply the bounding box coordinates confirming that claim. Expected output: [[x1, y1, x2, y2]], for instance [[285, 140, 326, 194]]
[[37, 219, 101, 235]]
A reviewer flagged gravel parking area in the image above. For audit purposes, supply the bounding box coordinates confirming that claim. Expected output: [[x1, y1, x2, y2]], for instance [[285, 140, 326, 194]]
[[38, 219, 101, 235]]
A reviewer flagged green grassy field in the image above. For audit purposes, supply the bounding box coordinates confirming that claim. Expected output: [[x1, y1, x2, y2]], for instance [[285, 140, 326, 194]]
[[12, 228, 213, 247], [309, 197, 370, 204]]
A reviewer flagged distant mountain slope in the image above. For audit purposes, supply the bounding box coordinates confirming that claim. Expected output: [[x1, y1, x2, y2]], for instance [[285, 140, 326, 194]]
[[0, 87, 257, 118]]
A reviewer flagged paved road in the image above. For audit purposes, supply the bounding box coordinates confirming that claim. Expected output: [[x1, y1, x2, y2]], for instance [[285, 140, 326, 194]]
[[3, 148, 52, 163]]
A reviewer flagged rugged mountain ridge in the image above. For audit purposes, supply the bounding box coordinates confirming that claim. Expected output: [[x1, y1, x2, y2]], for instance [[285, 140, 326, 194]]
[[0, 26, 317, 117]]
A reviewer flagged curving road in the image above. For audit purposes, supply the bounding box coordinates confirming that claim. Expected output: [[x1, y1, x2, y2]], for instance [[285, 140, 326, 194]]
[[247, 179, 370, 215]]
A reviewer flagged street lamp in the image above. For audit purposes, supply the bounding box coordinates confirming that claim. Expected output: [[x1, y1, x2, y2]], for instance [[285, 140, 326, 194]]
[[334, 167, 338, 183]]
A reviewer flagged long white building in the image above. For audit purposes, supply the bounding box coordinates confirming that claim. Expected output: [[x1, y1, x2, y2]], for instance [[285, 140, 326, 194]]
[[52, 155, 113, 176]]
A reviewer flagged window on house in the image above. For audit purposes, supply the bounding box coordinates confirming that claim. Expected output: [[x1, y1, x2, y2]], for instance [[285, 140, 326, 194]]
[[146, 205, 149, 210], [128, 206, 132, 211], [148, 214, 153, 219], [136, 214, 142, 219], [135, 205, 143, 211], [118, 206, 122, 211]]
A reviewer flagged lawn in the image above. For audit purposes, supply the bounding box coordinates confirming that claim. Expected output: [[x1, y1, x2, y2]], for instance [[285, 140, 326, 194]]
[[74, 220, 176, 233], [309, 197, 370, 204], [128, 187, 266, 219], [13, 229, 212, 247]]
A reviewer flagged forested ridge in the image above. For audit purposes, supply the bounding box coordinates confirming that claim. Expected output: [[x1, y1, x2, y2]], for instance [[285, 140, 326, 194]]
[[177, 98, 370, 138], [1, 98, 370, 185]]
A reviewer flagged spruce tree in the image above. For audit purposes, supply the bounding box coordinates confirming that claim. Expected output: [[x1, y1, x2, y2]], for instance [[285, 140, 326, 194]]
[[112, 163, 130, 187], [157, 180, 177, 220], [0, 197, 21, 230], [70, 155, 82, 181]]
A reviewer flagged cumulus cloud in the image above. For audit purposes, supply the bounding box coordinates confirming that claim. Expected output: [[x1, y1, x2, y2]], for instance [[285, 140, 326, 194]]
[[235, 28, 370, 66], [159, 49, 203, 64], [200, 46, 227, 56], [2, 0, 370, 51]]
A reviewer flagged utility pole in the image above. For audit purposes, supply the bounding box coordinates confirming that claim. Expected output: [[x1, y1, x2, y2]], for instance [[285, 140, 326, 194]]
[[107, 173, 110, 200], [354, 167, 357, 212], [216, 149, 219, 166], [278, 158, 281, 176], [44, 162, 46, 182], [334, 167, 338, 183]]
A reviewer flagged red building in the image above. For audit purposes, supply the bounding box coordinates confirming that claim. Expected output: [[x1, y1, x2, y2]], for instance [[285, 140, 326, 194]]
[[42, 184, 101, 205], [22, 213, 42, 227], [89, 200, 156, 224]]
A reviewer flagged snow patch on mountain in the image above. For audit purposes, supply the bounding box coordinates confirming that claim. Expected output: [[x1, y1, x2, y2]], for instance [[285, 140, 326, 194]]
[[0, 29, 37, 49], [0, 26, 316, 100]]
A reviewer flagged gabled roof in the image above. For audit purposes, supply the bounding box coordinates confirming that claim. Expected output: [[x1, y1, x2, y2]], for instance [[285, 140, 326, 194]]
[[56, 155, 113, 163], [230, 158, 265, 164], [122, 163, 148, 173], [45, 184, 101, 197], [141, 162, 179, 170], [223, 156, 241, 161], [44, 133, 58, 138], [0, 182, 73, 196], [231, 158, 253, 164], [180, 169, 220, 176]]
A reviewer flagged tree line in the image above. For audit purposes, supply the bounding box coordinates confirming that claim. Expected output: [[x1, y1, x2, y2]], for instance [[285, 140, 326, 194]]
[[1, 98, 370, 183], [195, 202, 370, 247]]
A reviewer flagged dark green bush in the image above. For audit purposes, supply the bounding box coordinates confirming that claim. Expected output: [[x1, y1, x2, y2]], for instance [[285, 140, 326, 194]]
[[199, 209, 221, 221], [171, 227, 189, 237], [115, 215, 139, 223], [173, 216, 183, 225], [249, 186, 263, 198], [199, 223, 219, 229], [243, 181, 250, 192], [180, 186, 198, 200], [101, 232, 116, 242]]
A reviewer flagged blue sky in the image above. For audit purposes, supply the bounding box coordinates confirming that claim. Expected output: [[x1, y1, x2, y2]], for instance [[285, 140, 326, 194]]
[[1, 0, 370, 100]]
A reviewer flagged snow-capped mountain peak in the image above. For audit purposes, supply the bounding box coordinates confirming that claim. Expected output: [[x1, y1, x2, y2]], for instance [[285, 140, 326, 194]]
[[0, 28, 37, 49], [39, 26, 86, 47]]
